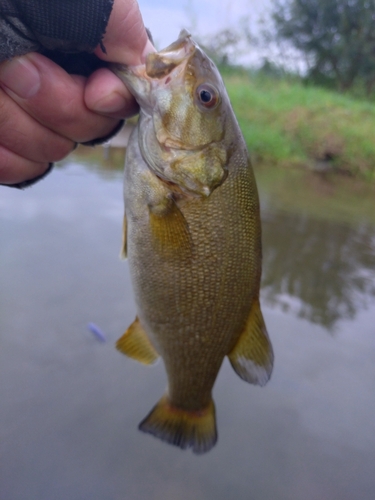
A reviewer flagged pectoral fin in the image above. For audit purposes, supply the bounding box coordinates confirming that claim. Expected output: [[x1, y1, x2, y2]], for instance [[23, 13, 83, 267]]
[[149, 200, 192, 259], [228, 299, 274, 386], [116, 317, 159, 365], [120, 214, 127, 259]]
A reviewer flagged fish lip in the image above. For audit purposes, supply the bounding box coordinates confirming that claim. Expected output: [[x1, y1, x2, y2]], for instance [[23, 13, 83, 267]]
[[145, 29, 195, 79], [111, 63, 153, 108], [112, 31, 197, 92]]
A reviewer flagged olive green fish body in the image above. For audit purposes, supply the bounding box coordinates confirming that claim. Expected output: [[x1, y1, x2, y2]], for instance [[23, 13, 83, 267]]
[[114, 30, 273, 454]]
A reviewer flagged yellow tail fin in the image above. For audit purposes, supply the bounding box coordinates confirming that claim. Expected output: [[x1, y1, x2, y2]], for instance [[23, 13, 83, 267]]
[[139, 395, 217, 454]]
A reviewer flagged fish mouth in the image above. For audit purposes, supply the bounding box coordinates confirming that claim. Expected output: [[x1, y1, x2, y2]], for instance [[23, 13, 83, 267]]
[[112, 30, 197, 97], [145, 30, 195, 79]]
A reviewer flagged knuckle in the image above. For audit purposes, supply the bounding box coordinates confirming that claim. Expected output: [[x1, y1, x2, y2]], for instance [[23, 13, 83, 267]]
[[35, 79, 119, 142], [0, 145, 48, 185], [52, 92, 80, 128], [75, 117, 120, 144], [47, 94, 108, 143], [48, 138, 76, 162], [36, 79, 82, 132], [0, 92, 11, 129]]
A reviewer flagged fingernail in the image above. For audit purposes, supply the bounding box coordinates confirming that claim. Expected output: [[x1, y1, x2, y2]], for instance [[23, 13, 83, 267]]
[[0, 56, 40, 98]]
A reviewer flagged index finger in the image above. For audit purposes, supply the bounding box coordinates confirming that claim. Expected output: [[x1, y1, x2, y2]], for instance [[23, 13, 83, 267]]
[[1, 53, 120, 143]]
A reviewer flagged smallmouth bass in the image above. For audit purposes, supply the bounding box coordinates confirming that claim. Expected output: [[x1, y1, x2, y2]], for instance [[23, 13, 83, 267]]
[[113, 30, 273, 454]]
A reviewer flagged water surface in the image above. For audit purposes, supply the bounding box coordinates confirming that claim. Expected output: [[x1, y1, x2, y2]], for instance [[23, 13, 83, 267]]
[[1, 148, 375, 500]]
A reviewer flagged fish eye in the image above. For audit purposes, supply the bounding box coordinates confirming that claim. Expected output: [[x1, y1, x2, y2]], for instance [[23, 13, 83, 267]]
[[196, 84, 219, 109]]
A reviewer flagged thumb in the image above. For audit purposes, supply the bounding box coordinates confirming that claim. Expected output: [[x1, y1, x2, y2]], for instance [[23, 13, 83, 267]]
[[94, 0, 155, 65]]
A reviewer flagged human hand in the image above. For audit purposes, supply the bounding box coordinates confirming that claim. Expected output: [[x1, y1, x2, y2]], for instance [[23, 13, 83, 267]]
[[0, 0, 154, 187]]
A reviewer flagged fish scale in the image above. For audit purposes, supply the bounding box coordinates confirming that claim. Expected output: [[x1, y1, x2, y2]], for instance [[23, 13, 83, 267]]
[[113, 30, 273, 454]]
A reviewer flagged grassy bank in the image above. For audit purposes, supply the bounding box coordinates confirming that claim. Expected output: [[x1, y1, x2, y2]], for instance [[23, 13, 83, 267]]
[[224, 72, 375, 180]]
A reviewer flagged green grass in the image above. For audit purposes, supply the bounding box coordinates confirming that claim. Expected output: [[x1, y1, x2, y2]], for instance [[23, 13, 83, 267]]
[[224, 72, 375, 180]]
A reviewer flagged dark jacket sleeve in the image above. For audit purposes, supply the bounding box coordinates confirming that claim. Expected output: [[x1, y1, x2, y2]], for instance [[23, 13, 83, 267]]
[[0, 0, 114, 73]]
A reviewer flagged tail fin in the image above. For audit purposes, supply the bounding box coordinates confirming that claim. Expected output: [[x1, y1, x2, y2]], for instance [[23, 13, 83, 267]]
[[139, 395, 217, 454]]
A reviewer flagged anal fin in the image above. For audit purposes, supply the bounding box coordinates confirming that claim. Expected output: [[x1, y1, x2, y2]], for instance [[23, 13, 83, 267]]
[[228, 299, 274, 386], [116, 317, 159, 365]]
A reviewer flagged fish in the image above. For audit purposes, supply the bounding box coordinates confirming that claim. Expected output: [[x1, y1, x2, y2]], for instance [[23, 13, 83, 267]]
[[112, 29, 274, 454]]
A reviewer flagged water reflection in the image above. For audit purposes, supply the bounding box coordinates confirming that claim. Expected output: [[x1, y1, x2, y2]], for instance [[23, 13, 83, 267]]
[[262, 210, 375, 330], [72, 137, 375, 332], [42, 150, 375, 334]]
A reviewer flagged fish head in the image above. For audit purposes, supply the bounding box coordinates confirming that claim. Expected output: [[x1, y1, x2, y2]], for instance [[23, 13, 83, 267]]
[[113, 30, 234, 197]]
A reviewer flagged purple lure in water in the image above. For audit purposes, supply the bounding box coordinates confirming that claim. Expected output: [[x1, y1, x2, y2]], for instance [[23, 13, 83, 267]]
[[88, 323, 107, 343]]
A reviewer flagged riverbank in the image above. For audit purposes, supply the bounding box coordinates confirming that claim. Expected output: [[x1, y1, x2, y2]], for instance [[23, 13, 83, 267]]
[[224, 72, 375, 181]]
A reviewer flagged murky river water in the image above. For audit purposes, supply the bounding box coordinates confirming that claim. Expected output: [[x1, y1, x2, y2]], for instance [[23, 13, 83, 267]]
[[1, 147, 375, 500]]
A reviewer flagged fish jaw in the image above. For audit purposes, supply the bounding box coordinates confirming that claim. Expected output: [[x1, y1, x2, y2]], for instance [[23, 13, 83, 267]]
[[145, 29, 196, 79], [112, 63, 153, 113], [111, 30, 195, 119]]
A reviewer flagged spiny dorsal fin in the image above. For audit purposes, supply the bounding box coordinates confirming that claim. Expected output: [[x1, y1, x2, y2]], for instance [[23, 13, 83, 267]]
[[120, 215, 127, 259], [116, 317, 159, 365], [228, 299, 274, 386], [139, 395, 217, 454], [149, 201, 192, 260]]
